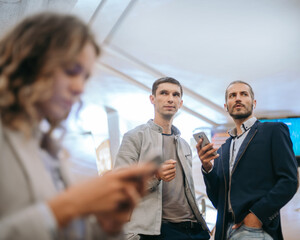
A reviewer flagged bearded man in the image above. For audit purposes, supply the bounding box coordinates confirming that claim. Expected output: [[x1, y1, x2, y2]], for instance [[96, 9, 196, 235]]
[[197, 81, 298, 240]]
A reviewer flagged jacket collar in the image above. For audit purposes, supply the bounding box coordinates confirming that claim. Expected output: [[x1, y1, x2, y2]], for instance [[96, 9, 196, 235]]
[[222, 120, 260, 177], [228, 117, 257, 138], [233, 120, 259, 169], [147, 119, 181, 136]]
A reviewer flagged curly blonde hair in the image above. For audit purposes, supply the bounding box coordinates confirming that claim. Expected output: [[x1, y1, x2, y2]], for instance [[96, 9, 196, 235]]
[[0, 12, 100, 135]]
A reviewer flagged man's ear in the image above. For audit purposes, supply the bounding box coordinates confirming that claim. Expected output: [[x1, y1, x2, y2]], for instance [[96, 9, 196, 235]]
[[150, 95, 155, 104], [179, 99, 183, 109], [224, 103, 228, 112], [253, 99, 257, 109]]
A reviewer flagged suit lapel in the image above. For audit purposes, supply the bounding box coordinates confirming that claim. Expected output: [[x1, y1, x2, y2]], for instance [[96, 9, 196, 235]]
[[232, 121, 259, 172], [221, 138, 232, 183], [4, 127, 57, 201]]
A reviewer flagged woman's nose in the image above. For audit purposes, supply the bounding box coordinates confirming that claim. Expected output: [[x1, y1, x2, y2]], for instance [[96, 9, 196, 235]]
[[70, 77, 85, 95]]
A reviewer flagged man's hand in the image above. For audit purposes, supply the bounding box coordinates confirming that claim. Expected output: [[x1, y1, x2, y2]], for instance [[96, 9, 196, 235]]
[[196, 138, 219, 172], [156, 159, 176, 182], [232, 212, 262, 229]]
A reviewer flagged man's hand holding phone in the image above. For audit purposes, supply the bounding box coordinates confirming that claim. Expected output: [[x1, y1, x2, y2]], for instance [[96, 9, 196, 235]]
[[194, 132, 219, 172]]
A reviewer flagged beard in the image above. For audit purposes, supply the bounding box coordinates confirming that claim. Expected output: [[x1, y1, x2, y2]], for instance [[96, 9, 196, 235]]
[[228, 103, 253, 120]]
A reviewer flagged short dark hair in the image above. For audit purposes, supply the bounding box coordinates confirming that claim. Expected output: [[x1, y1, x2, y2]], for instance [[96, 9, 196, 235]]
[[225, 80, 254, 102], [152, 77, 183, 96]]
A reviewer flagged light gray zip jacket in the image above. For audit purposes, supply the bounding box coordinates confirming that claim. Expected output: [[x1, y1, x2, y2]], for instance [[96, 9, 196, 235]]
[[114, 120, 209, 237]]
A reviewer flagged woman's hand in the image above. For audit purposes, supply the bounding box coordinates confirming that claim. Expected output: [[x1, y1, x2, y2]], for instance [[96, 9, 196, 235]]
[[48, 163, 156, 229]]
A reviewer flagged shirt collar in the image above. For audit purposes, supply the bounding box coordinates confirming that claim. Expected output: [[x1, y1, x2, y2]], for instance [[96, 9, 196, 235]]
[[228, 116, 257, 138]]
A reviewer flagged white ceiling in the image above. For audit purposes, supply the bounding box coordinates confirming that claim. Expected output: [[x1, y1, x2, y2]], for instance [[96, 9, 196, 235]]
[[87, 0, 300, 123], [89, 0, 300, 133], [1, 0, 300, 131]]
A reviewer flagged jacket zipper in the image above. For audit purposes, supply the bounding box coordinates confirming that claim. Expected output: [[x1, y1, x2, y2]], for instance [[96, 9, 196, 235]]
[[175, 137, 210, 232]]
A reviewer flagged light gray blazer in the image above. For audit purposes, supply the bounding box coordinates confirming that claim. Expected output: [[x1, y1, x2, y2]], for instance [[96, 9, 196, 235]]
[[114, 120, 209, 238], [0, 120, 117, 240]]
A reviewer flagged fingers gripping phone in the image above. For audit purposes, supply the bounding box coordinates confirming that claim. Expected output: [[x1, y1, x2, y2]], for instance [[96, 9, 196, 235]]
[[193, 132, 217, 156]]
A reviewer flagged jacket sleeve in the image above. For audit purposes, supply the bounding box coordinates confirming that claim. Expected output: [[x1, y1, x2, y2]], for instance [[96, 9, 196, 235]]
[[0, 201, 126, 240], [202, 154, 221, 209], [0, 203, 55, 240], [87, 216, 125, 240], [114, 132, 140, 168], [114, 132, 160, 192], [250, 123, 298, 226]]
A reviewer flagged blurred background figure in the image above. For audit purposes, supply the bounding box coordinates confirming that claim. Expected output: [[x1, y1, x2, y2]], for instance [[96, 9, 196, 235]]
[[0, 12, 155, 240]]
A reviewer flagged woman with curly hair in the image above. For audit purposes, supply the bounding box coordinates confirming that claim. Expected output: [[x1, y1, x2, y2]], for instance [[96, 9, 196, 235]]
[[0, 12, 155, 240]]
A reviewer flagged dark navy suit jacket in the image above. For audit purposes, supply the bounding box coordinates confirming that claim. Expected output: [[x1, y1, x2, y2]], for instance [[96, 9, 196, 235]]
[[203, 121, 298, 240]]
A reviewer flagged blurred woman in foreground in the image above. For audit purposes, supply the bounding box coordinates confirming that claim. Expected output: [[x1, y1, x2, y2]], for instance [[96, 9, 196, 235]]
[[0, 12, 155, 240]]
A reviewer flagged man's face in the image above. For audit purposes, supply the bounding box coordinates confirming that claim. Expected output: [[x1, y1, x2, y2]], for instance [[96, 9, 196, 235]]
[[150, 82, 183, 119], [224, 83, 256, 120]]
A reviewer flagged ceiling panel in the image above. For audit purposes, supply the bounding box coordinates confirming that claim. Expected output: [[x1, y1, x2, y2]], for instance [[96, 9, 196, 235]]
[[90, 0, 300, 120]]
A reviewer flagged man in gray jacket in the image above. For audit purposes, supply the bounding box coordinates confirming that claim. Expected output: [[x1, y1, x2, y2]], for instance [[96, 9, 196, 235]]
[[114, 77, 210, 240]]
